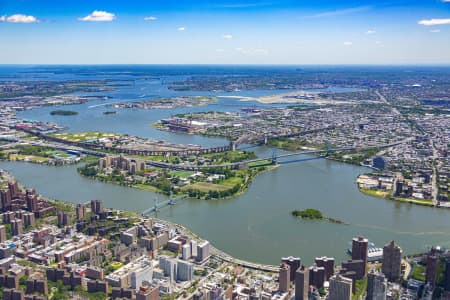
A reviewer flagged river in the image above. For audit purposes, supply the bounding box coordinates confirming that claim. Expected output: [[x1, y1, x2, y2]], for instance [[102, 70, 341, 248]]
[[2, 65, 450, 265]]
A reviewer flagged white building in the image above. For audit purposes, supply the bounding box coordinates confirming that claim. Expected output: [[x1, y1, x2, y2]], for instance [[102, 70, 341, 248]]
[[177, 260, 194, 282]]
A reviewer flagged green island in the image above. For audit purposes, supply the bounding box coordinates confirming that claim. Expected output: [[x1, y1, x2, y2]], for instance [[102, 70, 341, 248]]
[[78, 150, 277, 200], [50, 110, 79, 116], [291, 208, 347, 224]]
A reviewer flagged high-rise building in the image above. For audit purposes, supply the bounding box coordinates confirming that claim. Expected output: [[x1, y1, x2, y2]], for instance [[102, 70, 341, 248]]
[[279, 263, 290, 293], [190, 240, 198, 258], [1, 190, 12, 212], [282, 256, 301, 282], [182, 244, 191, 260], [366, 270, 387, 300], [382, 240, 402, 282], [10, 219, 23, 236], [136, 285, 159, 300], [91, 200, 103, 215], [57, 211, 71, 227], [177, 260, 194, 282], [426, 248, 439, 286], [159, 256, 177, 283], [295, 266, 309, 300], [444, 259, 450, 292], [8, 182, 19, 199], [196, 241, 210, 263], [341, 260, 365, 280], [0, 225, 7, 242], [22, 212, 35, 228], [26, 190, 38, 213], [315, 256, 335, 281], [328, 275, 352, 300], [352, 236, 368, 275], [76, 204, 86, 220], [308, 265, 325, 289]]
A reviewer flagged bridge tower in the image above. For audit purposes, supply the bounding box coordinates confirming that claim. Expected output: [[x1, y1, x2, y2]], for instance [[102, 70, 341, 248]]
[[153, 197, 158, 212], [325, 141, 332, 156], [169, 192, 174, 205], [271, 149, 278, 164], [231, 141, 237, 151]]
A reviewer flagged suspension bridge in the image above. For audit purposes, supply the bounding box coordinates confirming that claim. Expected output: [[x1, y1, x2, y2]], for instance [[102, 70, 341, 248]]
[[141, 194, 187, 215]]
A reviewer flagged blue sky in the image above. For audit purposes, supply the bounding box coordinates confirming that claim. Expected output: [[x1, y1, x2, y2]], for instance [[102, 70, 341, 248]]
[[0, 0, 449, 64]]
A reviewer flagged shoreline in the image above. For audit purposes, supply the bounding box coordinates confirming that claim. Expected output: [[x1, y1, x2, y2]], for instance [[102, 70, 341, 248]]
[[358, 187, 439, 208]]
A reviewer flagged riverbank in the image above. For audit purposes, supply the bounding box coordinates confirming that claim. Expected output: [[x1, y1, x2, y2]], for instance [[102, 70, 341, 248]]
[[358, 187, 436, 207]]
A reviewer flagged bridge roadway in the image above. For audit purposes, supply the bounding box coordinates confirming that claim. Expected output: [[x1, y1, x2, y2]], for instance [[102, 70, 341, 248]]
[[141, 196, 186, 215], [233, 125, 337, 147], [144, 139, 411, 171]]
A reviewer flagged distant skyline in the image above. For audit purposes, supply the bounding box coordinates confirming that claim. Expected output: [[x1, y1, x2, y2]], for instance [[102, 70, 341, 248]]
[[1, 0, 450, 64]]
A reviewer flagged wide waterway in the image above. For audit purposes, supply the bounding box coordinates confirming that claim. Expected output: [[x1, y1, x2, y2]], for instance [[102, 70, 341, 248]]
[[3, 65, 450, 265], [1, 158, 449, 265]]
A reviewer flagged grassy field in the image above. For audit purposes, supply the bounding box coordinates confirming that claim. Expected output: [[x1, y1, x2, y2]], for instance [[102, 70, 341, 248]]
[[221, 176, 244, 187], [168, 170, 195, 178], [181, 182, 231, 192], [133, 183, 162, 193], [411, 264, 426, 282], [9, 154, 51, 163]]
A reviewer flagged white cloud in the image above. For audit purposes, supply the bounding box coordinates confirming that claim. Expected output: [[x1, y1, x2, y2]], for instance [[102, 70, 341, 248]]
[[79, 11, 116, 22], [216, 49, 226, 53], [418, 18, 450, 26], [366, 30, 376, 35], [343, 41, 353, 46], [430, 29, 441, 33], [178, 27, 186, 31], [442, 0, 450, 2], [223, 34, 233, 39], [0, 14, 39, 23], [144, 16, 157, 21], [235, 48, 268, 56]]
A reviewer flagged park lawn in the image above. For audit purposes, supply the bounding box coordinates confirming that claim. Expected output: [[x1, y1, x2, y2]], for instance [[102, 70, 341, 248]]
[[9, 154, 50, 163], [169, 170, 195, 178], [411, 264, 426, 282], [202, 150, 256, 163], [133, 183, 163, 193], [221, 177, 243, 187], [181, 182, 230, 192]]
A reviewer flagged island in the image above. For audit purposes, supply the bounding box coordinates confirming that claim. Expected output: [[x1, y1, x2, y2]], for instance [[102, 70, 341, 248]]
[[292, 209, 347, 224], [50, 110, 78, 116]]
